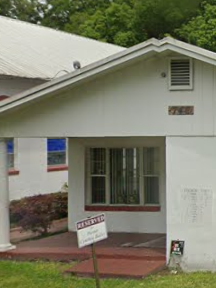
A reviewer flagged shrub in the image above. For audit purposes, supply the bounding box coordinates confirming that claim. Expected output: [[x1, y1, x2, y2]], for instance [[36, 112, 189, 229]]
[[10, 192, 68, 235]]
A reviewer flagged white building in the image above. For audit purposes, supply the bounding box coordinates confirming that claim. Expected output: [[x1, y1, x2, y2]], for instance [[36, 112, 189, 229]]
[[1, 36, 216, 271], [0, 16, 124, 199]]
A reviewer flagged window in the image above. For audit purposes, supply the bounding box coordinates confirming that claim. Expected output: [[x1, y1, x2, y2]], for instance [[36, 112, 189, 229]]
[[7, 138, 14, 169], [87, 147, 160, 206], [90, 148, 106, 204], [47, 138, 66, 166], [110, 148, 140, 204], [169, 58, 193, 90], [143, 148, 159, 204]]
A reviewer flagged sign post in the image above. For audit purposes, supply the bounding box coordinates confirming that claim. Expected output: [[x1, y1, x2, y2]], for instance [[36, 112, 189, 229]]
[[76, 214, 107, 288], [91, 242, 100, 288]]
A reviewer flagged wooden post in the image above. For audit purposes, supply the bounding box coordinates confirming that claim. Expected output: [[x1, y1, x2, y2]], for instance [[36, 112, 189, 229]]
[[91, 242, 100, 288]]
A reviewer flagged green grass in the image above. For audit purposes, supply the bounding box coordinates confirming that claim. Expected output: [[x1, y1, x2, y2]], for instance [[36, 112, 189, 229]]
[[0, 261, 216, 288]]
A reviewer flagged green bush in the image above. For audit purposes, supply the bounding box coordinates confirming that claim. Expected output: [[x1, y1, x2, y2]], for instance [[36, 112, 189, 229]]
[[10, 192, 68, 235]]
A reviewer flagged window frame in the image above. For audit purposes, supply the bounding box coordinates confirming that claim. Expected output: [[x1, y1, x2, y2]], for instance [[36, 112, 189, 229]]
[[86, 147, 161, 208], [47, 138, 68, 170], [168, 57, 193, 91], [7, 138, 17, 171]]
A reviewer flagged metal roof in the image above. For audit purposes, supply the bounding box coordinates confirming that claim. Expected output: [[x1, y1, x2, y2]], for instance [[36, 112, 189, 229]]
[[0, 16, 125, 80]]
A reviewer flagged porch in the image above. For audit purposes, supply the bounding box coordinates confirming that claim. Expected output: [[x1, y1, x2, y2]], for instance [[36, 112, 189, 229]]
[[2, 231, 166, 278]]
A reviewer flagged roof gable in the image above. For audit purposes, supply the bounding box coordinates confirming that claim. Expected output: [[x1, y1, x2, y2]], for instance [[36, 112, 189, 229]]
[[0, 37, 216, 115]]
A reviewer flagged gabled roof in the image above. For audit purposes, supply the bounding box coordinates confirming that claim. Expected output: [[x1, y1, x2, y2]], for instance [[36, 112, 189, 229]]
[[0, 16, 124, 80], [0, 36, 216, 114]]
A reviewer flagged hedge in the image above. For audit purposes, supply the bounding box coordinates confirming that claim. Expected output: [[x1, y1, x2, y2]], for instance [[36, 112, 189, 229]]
[[10, 192, 68, 235]]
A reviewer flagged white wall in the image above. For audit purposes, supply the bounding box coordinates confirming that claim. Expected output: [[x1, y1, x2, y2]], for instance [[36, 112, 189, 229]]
[[0, 76, 68, 200], [1, 54, 215, 138], [9, 138, 68, 200], [166, 137, 216, 271], [68, 137, 166, 234]]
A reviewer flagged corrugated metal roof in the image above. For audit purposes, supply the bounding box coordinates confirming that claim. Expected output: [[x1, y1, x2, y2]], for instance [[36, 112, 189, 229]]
[[0, 16, 125, 80]]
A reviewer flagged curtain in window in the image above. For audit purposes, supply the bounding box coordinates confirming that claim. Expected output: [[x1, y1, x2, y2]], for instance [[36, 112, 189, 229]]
[[110, 148, 139, 204]]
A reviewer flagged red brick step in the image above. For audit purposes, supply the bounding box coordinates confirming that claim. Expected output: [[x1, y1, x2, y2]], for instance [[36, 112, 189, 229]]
[[66, 258, 166, 279]]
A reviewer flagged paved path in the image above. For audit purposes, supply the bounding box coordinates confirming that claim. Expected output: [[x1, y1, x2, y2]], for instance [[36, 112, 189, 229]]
[[5, 229, 167, 279]]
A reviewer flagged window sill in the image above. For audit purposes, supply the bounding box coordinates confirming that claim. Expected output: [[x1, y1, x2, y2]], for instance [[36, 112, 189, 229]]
[[85, 205, 161, 212], [47, 165, 68, 172], [8, 169, 20, 176]]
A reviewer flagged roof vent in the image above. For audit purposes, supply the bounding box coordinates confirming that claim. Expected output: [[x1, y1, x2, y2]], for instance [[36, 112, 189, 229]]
[[169, 58, 193, 90]]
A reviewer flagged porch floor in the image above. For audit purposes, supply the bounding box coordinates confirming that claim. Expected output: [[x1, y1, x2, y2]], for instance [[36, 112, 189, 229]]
[[1, 231, 166, 278]]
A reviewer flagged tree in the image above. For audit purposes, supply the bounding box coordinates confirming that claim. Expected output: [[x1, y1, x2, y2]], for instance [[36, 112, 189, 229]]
[[0, 0, 209, 48], [133, 0, 202, 42], [0, 0, 43, 23], [176, 2, 216, 52], [40, 0, 111, 30], [78, 2, 138, 47], [0, 0, 12, 17]]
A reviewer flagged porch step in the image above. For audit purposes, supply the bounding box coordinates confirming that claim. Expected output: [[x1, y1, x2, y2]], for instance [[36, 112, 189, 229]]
[[65, 258, 166, 279], [95, 248, 166, 261], [0, 247, 166, 262]]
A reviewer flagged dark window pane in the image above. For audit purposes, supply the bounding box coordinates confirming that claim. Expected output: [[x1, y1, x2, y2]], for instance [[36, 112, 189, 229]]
[[143, 147, 159, 175], [48, 152, 66, 166], [90, 148, 106, 175], [110, 148, 139, 204], [7, 139, 14, 168], [8, 154, 14, 169], [91, 177, 106, 204], [47, 138, 66, 166], [144, 176, 159, 204]]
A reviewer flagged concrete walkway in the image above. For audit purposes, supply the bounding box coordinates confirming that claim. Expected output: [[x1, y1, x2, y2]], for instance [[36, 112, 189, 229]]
[[3, 228, 167, 279]]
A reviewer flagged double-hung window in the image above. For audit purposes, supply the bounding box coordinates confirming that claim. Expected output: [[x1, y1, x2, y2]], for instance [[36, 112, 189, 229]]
[[110, 148, 140, 204], [143, 148, 159, 204], [47, 138, 66, 166], [7, 138, 14, 169], [88, 147, 160, 206], [90, 148, 106, 204]]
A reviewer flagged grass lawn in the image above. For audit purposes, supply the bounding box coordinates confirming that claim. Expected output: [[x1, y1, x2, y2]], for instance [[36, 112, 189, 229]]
[[0, 261, 216, 288]]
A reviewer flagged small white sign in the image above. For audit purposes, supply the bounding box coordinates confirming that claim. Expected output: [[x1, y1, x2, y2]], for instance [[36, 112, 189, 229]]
[[76, 213, 107, 248]]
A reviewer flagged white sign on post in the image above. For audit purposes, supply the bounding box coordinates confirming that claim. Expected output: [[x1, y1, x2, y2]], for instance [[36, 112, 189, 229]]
[[76, 213, 107, 248]]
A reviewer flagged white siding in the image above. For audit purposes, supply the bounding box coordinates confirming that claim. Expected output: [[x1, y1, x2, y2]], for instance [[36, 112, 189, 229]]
[[166, 136, 216, 270], [0, 55, 215, 138], [9, 138, 68, 200], [0, 77, 67, 200]]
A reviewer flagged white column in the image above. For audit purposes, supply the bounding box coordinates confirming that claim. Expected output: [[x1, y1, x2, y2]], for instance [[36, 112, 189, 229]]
[[68, 138, 85, 231], [0, 139, 15, 251]]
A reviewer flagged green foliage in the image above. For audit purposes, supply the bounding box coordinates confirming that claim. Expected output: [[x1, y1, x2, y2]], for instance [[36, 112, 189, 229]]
[[0, 0, 43, 23], [40, 0, 111, 30], [10, 192, 68, 235], [176, 2, 216, 52], [78, 2, 138, 46], [2, 0, 216, 50], [133, 0, 201, 42], [40, 0, 202, 47]]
